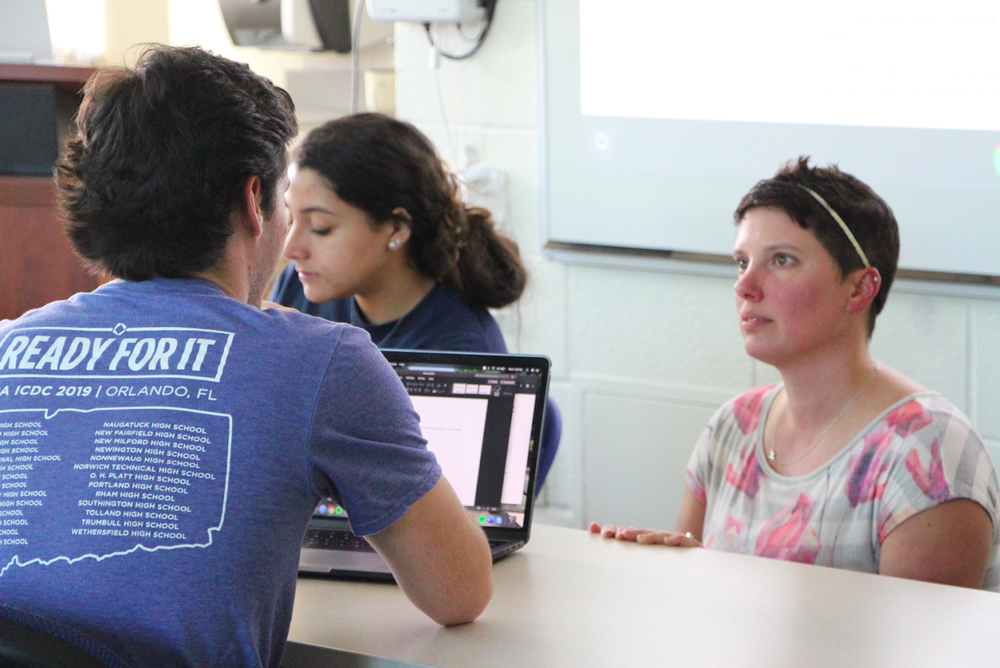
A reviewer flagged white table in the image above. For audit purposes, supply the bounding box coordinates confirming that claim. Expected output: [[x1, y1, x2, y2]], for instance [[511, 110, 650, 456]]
[[288, 524, 1000, 667]]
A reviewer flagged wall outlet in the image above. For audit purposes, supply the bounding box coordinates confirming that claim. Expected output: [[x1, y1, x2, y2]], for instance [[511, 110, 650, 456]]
[[366, 0, 485, 23]]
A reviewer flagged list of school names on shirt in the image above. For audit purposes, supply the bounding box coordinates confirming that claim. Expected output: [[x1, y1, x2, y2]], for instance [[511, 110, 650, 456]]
[[73, 419, 219, 541], [0, 410, 231, 562], [0, 420, 53, 546], [0, 324, 233, 568]]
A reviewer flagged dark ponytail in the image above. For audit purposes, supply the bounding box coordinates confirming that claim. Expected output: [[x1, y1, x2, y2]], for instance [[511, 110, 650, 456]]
[[445, 207, 526, 308], [295, 113, 527, 308]]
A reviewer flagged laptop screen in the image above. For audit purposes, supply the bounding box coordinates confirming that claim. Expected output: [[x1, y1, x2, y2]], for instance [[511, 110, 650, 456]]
[[313, 351, 549, 531]]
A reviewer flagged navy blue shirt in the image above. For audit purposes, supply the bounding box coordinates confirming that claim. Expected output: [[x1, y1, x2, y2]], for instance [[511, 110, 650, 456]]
[[269, 263, 508, 353]]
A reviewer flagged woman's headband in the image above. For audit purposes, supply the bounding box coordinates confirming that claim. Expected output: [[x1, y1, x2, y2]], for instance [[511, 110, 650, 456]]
[[797, 185, 870, 268]]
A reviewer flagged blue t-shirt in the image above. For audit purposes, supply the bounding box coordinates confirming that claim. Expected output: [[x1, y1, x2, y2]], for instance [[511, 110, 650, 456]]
[[269, 263, 508, 353], [0, 278, 440, 667]]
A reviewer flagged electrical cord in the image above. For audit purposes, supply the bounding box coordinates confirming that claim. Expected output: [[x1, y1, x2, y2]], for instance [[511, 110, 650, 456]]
[[350, 0, 365, 113], [431, 28, 458, 168], [423, 0, 497, 60]]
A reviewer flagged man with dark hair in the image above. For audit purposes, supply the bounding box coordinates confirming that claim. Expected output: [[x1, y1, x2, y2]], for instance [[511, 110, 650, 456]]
[[0, 45, 492, 667], [59, 45, 298, 284]]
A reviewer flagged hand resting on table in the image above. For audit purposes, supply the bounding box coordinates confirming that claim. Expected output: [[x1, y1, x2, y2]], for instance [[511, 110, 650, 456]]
[[588, 523, 702, 548]]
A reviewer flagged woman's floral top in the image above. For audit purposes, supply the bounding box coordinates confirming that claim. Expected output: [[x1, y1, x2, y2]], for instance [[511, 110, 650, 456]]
[[687, 386, 1000, 590]]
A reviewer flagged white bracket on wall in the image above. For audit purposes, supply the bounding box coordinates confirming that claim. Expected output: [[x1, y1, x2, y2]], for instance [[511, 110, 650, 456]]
[[365, 0, 485, 22], [458, 162, 507, 232]]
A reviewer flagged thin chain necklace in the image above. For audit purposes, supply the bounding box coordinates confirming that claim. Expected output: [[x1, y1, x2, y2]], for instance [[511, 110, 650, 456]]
[[767, 363, 881, 466], [352, 297, 408, 348], [375, 312, 407, 348]]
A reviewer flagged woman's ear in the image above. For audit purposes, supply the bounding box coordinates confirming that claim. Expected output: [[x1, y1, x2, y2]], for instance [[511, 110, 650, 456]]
[[846, 267, 881, 314], [386, 207, 414, 250]]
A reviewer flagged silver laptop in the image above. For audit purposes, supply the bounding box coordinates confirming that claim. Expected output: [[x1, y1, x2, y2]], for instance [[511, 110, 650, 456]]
[[299, 349, 551, 580]]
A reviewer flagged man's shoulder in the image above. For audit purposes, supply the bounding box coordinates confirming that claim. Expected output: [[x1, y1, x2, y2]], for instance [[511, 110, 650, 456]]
[[1, 278, 358, 363]]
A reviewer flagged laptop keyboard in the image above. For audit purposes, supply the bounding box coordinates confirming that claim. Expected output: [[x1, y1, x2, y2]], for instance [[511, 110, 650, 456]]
[[303, 528, 376, 553], [303, 529, 518, 559]]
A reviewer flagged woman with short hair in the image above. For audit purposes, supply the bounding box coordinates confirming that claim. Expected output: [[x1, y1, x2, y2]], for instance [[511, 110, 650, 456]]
[[593, 158, 1000, 590]]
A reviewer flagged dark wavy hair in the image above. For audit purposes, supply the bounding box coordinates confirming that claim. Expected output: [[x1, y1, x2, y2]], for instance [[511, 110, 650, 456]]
[[735, 157, 899, 337], [295, 113, 527, 309], [57, 45, 298, 280]]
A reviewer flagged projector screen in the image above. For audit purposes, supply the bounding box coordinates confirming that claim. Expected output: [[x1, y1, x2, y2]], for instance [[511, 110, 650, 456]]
[[540, 0, 1000, 278]]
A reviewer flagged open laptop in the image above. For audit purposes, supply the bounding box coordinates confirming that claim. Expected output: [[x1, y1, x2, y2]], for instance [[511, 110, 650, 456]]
[[299, 349, 551, 580]]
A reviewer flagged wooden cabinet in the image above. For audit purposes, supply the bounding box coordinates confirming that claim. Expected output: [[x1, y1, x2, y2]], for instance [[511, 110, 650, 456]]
[[0, 176, 100, 320], [0, 64, 97, 321]]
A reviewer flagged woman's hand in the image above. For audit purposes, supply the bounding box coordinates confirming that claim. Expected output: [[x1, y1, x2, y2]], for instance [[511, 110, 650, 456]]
[[588, 522, 702, 548]]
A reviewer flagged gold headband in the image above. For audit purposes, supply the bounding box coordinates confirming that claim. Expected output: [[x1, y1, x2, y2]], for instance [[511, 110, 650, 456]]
[[797, 185, 870, 268]]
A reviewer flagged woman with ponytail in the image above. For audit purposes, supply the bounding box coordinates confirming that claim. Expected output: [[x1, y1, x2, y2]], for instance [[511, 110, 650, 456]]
[[272, 113, 525, 351], [270, 113, 558, 487]]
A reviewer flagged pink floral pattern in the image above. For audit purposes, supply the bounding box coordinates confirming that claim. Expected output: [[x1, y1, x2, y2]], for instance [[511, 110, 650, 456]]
[[725, 444, 761, 499], [688, 389, 998, 588], [686, 470, 707, 505], [732, 385, 774, 435], [844, 401, 936, 507], [845, 426, 894, 507], [721, 387, 772, 500], [755, 494, 821, 564], [905, 440, 950, 502], [886, 400, 934, 438]]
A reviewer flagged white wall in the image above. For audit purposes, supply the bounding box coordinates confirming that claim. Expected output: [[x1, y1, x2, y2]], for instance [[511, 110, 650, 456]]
[[92, 1, 393, 132], [393, 0, 1000, 529]]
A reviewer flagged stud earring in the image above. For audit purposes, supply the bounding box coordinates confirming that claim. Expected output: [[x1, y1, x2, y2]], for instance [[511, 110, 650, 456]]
[[388, 240, 399, 251]]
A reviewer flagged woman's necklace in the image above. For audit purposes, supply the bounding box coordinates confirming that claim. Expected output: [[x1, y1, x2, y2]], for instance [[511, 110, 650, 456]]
[[352, 297, 408, 348], [375, 312, 407, 348], [767, 363, 881, 466]]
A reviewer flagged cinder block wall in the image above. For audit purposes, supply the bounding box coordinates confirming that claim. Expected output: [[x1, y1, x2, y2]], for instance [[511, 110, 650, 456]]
[[393, 1, 1000, 529]]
